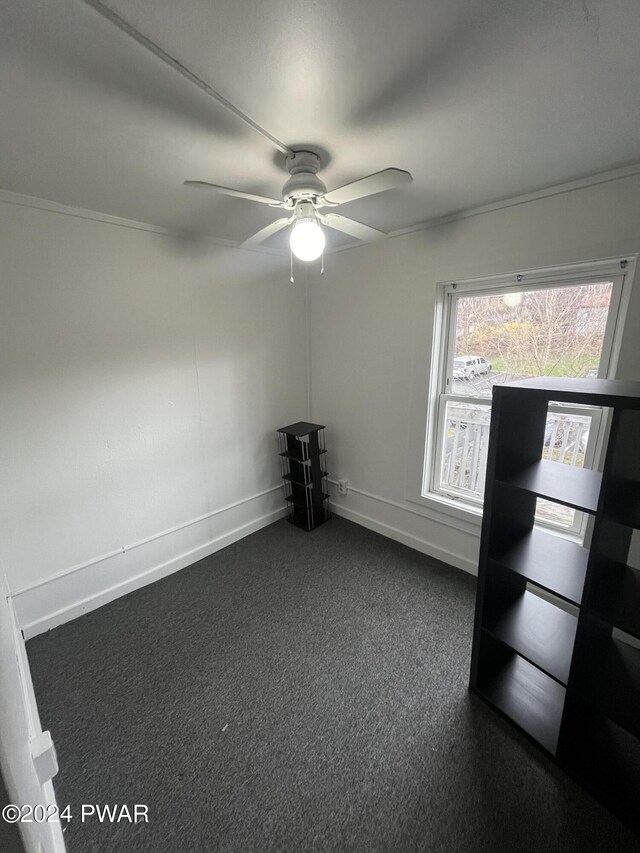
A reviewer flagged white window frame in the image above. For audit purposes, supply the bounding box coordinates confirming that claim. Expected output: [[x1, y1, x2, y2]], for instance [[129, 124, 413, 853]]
[[421, 256, 635, 538]]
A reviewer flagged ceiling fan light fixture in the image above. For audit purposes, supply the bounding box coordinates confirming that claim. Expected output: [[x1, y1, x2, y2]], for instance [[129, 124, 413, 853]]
[[289, 202, 325, 262]]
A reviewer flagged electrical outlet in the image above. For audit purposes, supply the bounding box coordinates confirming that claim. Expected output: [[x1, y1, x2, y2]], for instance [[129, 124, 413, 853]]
[[338, 478, 349, 495]]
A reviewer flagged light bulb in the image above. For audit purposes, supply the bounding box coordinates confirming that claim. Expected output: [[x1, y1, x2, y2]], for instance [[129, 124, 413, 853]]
[[290, 219, 325, 262]]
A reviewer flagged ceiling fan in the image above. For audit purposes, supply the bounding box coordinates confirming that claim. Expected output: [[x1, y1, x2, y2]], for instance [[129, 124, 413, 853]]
[[185, 151, 412, 262], [80, 1, 413, 263]]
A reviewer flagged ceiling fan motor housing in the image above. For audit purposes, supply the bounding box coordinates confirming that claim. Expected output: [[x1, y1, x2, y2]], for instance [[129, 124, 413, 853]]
[[282, 151, 327, 204], [292, 200, 318, 224]]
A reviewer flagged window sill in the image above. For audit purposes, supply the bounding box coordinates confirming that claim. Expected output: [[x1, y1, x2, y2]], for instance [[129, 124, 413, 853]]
[[409, 491, 585, 547], [407, 491, 483, 535]]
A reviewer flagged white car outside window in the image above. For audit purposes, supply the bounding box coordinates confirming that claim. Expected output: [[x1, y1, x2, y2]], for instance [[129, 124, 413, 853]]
[[453, 355, 491, 379]]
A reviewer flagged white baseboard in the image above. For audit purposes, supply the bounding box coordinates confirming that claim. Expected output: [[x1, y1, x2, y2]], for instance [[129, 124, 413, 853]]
[[14, 490, 287, 639], [12, 474, 476, 638], [330, 498, 478, 576]]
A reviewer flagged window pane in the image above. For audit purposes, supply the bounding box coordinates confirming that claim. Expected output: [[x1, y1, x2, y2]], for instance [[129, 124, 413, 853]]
[[542, 412, 590, 467], [536, 411, 592, 528], [452, 281, 613, 398], [536, 498, 575, 528], [439, 401, 491, 499], [438, 402, 592, 531]]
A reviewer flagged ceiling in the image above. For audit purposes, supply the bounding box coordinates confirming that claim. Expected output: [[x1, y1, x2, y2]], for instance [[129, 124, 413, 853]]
[[2, 0, 640, 252]]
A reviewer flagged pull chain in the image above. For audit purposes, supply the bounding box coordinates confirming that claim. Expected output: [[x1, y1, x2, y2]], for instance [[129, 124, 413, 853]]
[[289, 251, 325, 282]]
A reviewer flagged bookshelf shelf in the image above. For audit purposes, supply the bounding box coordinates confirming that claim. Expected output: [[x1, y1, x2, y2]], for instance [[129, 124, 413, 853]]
[[484, 591, 577, 685], [489, 527, 588, 606], [477, 649, 565, 755], [498, 460, 601, 513]]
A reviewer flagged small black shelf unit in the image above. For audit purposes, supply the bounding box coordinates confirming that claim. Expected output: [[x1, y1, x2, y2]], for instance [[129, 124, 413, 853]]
[[470, 377, 640, 834], [277, 421, 330, 531]]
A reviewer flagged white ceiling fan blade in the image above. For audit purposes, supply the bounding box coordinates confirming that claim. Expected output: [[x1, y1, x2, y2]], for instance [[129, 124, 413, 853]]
[[322, 168, 412, 206], [184, 181, 283, 206], [241, 218, 292, 247], [322, 214, 387, 242]]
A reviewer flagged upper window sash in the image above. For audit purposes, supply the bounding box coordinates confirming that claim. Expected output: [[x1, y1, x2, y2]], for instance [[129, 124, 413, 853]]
[[439, 269, 628, 397]]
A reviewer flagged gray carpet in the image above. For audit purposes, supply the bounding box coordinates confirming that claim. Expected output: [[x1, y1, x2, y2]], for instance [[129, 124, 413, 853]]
[[0, 773, 25, 853], [27, 517, 639, 853]]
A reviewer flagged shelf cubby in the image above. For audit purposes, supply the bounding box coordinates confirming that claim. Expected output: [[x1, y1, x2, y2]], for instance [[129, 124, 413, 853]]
[[602, 478, 640, 528], [559, 696, 640, 834], [280, 448, 328, 462], [283, 469, 328, 486], [484, 590, 577, 684], [489, 526, 588, 606], [477, 635, 565, 755], [286, 491, 330, 507], [587, 563, 640, 639], [581, 517, 640, 636], [602, 408, 640, 526], [470, 377, 640, 835], [498, 460, 601, 513], [571, 632, 640, 740]]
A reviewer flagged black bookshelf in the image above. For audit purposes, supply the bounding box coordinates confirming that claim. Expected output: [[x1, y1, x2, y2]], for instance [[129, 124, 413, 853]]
[[470, 378, 640, 835], [277, 421, 330, 531]]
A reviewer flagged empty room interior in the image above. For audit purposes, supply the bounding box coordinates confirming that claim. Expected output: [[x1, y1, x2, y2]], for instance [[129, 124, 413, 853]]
[[2, 1, 640, 851]]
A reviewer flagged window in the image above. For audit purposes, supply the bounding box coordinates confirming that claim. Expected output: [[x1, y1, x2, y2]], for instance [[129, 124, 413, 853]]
[[423, 259, 633, 535]]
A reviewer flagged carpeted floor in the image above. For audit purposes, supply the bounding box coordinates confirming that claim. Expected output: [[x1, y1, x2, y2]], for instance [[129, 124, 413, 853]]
[[0, 773, 24, 853], [27, 517, 639, 852]]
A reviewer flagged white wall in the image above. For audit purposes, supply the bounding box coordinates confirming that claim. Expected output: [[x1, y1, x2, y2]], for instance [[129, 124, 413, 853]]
[[0, 200, 307, 636], [310, 172, 640, 573]]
